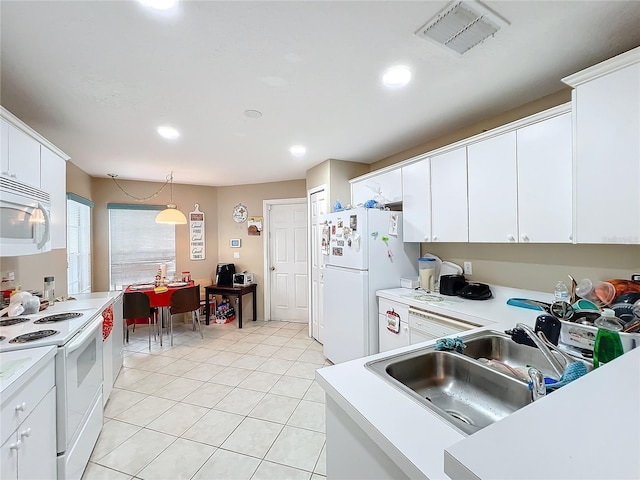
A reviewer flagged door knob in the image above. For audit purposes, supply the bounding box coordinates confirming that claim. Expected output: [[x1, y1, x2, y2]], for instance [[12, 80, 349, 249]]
[[270, 266, 275, 271]]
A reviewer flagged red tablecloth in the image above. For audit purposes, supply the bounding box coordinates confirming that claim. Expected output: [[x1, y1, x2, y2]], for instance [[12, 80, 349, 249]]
[[124, 282, 195, 323]]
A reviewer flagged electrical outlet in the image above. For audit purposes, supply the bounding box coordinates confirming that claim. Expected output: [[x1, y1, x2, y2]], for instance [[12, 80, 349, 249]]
[[463, 261, 473, 275], [233, 252, 240, 259]]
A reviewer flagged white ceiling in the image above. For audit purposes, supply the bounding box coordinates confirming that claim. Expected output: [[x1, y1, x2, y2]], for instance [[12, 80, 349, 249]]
[[1, 1, 639, 187]]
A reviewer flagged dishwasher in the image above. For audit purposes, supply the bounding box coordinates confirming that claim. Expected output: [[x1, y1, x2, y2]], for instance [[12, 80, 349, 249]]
[[408, 306, 479, 344]]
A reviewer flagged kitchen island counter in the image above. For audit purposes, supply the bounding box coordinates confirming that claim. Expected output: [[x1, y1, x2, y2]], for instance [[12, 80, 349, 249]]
[[317, 285, 640, 479]]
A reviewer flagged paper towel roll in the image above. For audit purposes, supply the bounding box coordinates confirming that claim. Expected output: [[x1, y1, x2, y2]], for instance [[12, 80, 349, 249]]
[[160, 263, 167, 279]]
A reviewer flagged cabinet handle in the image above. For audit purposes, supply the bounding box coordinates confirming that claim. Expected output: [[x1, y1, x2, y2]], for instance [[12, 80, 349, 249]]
[[20, 428, 32, 439], [10, 440, 21, 451], [424, 236, 429, 241], [15, 402, 27, 412], [569, 234, 573, 241], [507, 235, 515, 242], [432, 235, 438, 241], [521, 235, 529, 242], [10, 173, 17, 178]]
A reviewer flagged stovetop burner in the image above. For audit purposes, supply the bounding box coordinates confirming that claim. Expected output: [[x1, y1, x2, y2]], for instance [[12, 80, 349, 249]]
[[34, 312, 83, 324], [9, 330, 59, 343], [0, 317, 31, 327]]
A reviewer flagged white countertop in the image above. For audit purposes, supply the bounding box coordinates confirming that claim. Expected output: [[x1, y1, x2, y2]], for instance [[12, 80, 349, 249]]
[[316, 285, 640, 480], [0, 345, 56, 400]]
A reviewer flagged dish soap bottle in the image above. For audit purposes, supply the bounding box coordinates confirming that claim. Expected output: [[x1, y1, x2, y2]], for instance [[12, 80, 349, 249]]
[[593, 309, 623, 368]]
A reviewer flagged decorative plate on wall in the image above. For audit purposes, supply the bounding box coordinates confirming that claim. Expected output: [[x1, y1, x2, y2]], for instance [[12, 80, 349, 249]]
[[232, 203, 248, 223]]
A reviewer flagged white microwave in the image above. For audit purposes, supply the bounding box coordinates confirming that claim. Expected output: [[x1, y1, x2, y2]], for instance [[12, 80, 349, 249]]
[[0, 177, 52, 256]]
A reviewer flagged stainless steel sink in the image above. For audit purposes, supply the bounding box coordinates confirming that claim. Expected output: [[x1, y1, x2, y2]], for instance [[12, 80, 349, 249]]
[[462, 331, 563, 379], [366, 347, 532, 435]]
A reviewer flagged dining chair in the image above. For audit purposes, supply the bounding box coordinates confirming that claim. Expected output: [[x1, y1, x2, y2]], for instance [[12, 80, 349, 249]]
[[195, 277, 216, 317], [169, 285, 205, 346], [123, 291, 157, 350]]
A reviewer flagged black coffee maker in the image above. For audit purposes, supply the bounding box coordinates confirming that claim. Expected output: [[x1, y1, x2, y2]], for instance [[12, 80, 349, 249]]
[[215, 263, 236, 286]]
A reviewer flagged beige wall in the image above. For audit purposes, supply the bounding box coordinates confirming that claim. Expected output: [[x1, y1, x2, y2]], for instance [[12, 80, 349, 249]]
[[423, 244, 639, 293], [305, 158, 369, 212], [90, 177, 219, 292], [67, 161, 92, 201], [216, 179, 307, 320], [0, 249, 68, 298]]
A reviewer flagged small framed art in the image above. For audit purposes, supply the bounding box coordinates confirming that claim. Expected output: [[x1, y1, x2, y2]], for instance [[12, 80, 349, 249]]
[[230, 238, 241, 248]]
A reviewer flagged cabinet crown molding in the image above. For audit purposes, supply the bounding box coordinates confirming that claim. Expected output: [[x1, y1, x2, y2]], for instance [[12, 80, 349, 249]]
[[1, 106, 70, 161], [562, 46, 640, 87]]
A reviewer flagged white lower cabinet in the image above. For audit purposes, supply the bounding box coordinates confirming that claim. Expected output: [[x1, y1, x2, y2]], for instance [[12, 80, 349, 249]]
[[378, 298, 409, 352], [1, 357, 57, 480]]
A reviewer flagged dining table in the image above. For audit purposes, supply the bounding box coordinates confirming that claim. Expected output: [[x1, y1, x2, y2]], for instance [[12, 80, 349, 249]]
[[125, 281, 195, 345]]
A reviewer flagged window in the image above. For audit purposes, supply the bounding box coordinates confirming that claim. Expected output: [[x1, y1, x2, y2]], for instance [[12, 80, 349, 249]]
[[67, 194, 93, 295], [108, 204, 176, 290]]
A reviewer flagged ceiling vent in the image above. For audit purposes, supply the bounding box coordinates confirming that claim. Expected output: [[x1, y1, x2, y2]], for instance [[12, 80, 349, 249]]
[[415, 0, 509, 55]]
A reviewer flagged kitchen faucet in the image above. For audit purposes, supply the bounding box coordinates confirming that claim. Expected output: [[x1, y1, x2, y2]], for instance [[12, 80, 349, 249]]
[[515, 323, 565, 378]]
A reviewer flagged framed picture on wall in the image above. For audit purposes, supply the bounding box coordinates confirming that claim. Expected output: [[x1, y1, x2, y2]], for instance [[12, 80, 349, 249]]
[[230, 238, 241, 248]]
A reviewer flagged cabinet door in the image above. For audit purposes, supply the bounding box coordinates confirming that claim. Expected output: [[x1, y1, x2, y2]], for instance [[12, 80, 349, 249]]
[[7, 125, 41, 188], [431, 147, 468, 242], [112, 295, 124, 379], [401, 159, 431, 242], [574, 62, 640, 244], [351, 169, 402, 206], [17, 388, 57, 480], [0, 433, 18, 480], [1, 120, 9, 177], [517, 113, 572, 243], [467, 132, 518, 242], [40, 146, 67, 250]]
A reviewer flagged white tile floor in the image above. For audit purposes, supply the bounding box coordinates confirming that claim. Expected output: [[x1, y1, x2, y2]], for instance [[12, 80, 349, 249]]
[[83, 319, 329, 480]]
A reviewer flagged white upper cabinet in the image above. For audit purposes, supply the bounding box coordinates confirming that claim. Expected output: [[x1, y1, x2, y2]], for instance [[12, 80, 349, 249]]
[[351, 169, 402, 206], [401, 158, 431, 242], [430, 147, 468, 242], [517, 113, 573, 243], [467, 132, 518, 243], [2, 121, 41, 189], [40, 146, 67, 250], [1, 120, 8, 176], [563, 47, 640, 244]]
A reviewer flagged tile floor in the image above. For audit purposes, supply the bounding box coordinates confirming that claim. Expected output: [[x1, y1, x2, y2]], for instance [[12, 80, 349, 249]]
[[83, 318, 330, 480]]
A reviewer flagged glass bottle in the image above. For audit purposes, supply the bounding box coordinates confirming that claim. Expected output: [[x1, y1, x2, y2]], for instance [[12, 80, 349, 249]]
[[43, 276, 55, 302]]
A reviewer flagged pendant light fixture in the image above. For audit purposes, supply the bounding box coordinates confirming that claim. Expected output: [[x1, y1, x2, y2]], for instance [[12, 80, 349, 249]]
[[107, 172, 187, 225], [155, 172, 187, 224]]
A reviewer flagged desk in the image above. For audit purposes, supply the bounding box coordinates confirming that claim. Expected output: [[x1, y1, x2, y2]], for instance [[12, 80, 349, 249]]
[[204, 283, 257, 328]]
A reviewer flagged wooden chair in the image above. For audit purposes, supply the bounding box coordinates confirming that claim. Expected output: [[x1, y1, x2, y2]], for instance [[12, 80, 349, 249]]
[[195, 277, 215, 317], [169, 285, 204, 346], [123, 292, 157, 350]]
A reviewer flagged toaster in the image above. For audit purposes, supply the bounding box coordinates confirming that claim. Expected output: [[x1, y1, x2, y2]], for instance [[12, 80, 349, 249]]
[[233, 272, 254, 286], [439, 274, 467, 296]]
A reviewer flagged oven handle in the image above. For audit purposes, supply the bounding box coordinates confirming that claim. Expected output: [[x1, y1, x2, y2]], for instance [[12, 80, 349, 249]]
[[66, 315, 101, 355]]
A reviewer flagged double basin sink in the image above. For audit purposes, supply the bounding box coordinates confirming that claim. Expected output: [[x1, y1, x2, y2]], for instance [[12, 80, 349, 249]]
[[366, 330, 580, 435]]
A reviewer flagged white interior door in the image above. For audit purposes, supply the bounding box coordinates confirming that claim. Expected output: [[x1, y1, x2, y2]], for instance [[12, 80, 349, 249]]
[[310, 189, 326, 342], [269, 202, 309, 322]]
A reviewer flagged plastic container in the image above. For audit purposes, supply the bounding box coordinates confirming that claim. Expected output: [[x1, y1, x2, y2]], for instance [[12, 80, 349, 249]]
[[43, 276, 55, 302], [593, 309, 624, 367], [553, 281, 569, 303], [418, 257, 437, 291], [1, 272, 16, 302]]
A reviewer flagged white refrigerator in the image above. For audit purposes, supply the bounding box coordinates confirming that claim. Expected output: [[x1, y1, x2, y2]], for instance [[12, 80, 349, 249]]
[[321, 208, 419, 363]]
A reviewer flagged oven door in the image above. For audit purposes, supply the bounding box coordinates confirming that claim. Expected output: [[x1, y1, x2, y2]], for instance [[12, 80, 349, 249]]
[[56, 315, 103, 453]]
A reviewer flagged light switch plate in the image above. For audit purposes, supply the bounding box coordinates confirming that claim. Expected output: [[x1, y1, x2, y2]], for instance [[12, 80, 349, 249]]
[[463, 261, 472, 275], [233, 252, 240, 259]]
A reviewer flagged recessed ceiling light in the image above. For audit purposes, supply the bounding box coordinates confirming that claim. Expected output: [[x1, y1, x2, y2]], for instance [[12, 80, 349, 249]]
[[290, 145, 306, 157], [157, 125, 180, 139], [382, 65, 412, 88], [244, 109, 263, 119], [138, 0, 178, 10]]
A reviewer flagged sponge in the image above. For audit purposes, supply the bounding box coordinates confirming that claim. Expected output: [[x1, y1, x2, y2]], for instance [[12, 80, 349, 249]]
[[434, 337, 466, 353]]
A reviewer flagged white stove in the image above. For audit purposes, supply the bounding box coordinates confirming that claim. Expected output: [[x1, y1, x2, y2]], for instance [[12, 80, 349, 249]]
[[0, 306, 99, 352], [0, 300, 105, 480]]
